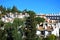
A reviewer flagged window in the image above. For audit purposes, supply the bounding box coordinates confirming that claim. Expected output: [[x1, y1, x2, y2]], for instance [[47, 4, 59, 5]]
[[57, 17, 59, 19], [52, 17, 53, 19], [54, 17, 56, 19], [41, 31, 45, 35]]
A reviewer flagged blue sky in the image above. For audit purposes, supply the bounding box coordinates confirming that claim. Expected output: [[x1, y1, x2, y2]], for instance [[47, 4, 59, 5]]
[[0, 0, 60, 14]]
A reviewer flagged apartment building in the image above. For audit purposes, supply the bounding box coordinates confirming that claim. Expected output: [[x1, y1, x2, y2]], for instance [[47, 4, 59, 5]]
[[46, 14, 60, 22], [36, 14, 60, 38], [1, 12, 29, 23]]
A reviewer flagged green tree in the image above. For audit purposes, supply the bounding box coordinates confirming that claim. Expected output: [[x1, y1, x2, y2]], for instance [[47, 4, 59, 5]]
[[13, 18, 24, 40], [0, 5, 4, 18], [6, 8, 11, 13], [11, 6, 18, 13], [0, 5, 3, 12], [22, 9, 27, 13], [4, 22, 14, 40], [18, 10, 22, 13], [2, 7, 6, 15], [0, 20, 6, 40], [35, 17, 45, 24], [13, 18, 23, 27], [0, 29, 6, 40], [47, 34, 56, 40], [22, 9, 28, 15], [0, 5, 6, 15], [4, 22, 12, 29], [0, 20, 4, 27], [25, 11, 37, 40]]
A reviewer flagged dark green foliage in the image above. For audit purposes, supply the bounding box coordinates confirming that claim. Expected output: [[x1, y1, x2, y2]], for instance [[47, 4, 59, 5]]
[[11, 6, 18, 13], [0, 5, 6, 15], [0, 21, 6, 40], [2, 7, 6, 15], [6, 8, 11, 13], [47, 34, 56, 40], [0, 30, 7, 40], [17, 10, 22, 13], [36, 36, 41, 40], [0, 20, 4, 27], [4, 22, 13, 30], [0, 5, 3, 11], [35, 17, 45, 24], [4, 18, 24, 40], [13, 18, 23, 27], [12, 18, 24, 40], [0, 5, 22, 15], [25, 11, 37, 40], [22, 9, 28, 14]]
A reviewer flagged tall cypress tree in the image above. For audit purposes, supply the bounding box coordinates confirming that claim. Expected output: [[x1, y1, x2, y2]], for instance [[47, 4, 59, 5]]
[[11, 6, 18, 13], [0, 5, 3, 12], [2, 7, 6, 15], [0, 5, 6, 15], [25, 11, 37, 40], [6, 8, 11, 13]]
